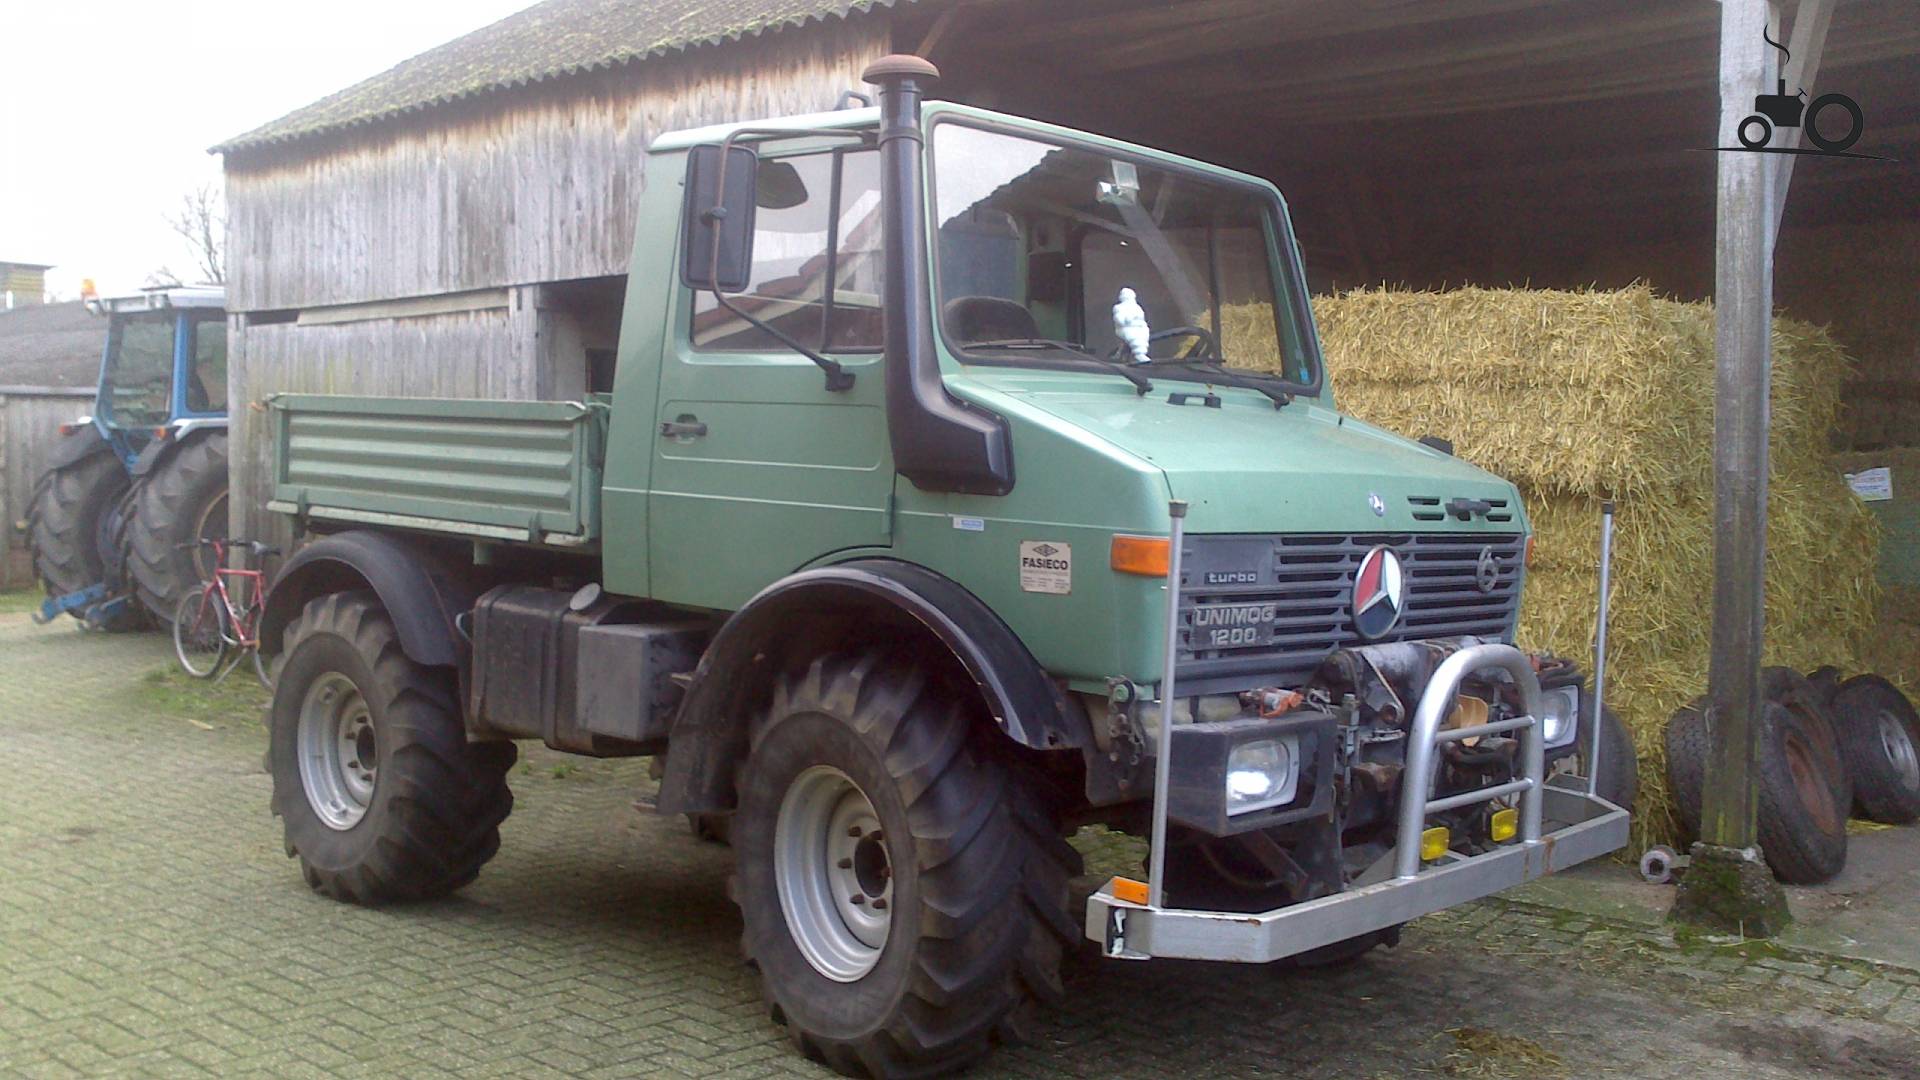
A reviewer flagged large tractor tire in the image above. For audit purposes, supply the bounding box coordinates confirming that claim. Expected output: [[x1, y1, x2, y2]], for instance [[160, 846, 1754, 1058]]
[[126, 430, 231, 622], [732, 653, 1078, 1078], [27, 450, 139, 627], [269, 591, 516, 904]]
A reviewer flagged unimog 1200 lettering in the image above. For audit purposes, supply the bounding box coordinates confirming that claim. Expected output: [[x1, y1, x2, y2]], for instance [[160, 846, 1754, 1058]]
[[256, 57, 1634, 1077]]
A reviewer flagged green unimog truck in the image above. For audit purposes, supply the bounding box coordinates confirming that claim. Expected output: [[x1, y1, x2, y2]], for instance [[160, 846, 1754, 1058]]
[[256, 56, 1633, 1077]]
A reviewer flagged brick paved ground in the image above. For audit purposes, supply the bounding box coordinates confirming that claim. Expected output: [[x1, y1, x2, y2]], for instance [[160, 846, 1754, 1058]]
[[3, 610, 1918, 1079]]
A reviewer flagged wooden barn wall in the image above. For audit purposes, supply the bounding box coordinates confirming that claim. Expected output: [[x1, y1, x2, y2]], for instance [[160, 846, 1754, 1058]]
[[0, 387, 94, 588], [222, 16, 892, 312], [222, 15, 892, 545], [228, 305, 538, 550]]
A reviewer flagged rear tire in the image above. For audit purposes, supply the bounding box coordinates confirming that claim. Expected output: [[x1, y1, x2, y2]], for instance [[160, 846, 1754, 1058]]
[[732, 653, 1077, 1077], [1590, 705, 1639, 813], [1829, 675, 1920, 825], [1763, 667, 1852, 816], [126, 430, 231, 621], [28, 451, 134, 624], [269, 590, 515, 903]]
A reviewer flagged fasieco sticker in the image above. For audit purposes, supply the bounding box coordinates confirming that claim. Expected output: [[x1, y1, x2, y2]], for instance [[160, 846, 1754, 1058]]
[[1019, 541, 1072, 595]]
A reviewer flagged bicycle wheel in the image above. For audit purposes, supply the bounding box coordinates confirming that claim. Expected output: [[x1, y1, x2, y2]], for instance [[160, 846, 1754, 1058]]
[[251, 646, 273, 690], [173, 591, 231, 679]]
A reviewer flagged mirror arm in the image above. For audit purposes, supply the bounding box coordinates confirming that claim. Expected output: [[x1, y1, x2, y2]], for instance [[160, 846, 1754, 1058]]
[[706, 288, 855, 392]]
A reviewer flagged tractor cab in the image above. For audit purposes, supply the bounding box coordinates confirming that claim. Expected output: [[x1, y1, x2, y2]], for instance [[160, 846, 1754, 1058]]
[[85, 286, 227, 465]]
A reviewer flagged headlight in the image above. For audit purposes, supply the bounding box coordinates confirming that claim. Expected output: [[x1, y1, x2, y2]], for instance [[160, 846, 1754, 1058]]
[[1225, 736, 1300, 815], [1540, 686, 1580, 748]]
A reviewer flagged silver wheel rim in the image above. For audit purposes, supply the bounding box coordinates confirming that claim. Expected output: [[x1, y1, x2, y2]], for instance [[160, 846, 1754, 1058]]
[[1878, 709, 1920, 792], [297, 672, 377, 830], [774, 766, 892, 982]]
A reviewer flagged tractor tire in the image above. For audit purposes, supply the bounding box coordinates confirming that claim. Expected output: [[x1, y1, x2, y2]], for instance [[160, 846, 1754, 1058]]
[[1828, 676, 1920, 825], [126, 430, 231, 622], [1763, 667, 1852, 818], [27, 450, 140, 627], [1666, 695, 1847, 884], [732, 653, 1078, 1078], [269, 590, 516, 904]]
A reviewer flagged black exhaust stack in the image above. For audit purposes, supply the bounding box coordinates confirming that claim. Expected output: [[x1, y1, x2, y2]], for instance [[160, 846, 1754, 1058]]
[[864, 55, 1013, 496]]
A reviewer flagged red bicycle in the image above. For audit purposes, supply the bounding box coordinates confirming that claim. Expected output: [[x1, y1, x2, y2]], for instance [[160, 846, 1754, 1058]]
[[171, 537, 280, 687]]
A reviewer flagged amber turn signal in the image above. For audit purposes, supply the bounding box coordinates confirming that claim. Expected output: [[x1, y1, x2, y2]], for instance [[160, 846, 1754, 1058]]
[[1110, 535, 1171, 577], [1490, 807, 1518, 843]]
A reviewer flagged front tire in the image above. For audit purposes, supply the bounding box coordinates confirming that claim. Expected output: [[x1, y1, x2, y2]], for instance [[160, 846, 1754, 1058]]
[[269, 590, 515, 903], [732, 653, 1078, 1077], [172, 590, 230, 678]]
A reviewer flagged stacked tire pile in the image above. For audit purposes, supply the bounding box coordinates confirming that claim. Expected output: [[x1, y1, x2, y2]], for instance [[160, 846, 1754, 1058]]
[[26, 430, 231, 630], [1665, 666, 1920, 884]]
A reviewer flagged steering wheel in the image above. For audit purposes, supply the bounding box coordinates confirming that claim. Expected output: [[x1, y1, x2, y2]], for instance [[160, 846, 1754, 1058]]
[[1108, 325, 1220, 363]]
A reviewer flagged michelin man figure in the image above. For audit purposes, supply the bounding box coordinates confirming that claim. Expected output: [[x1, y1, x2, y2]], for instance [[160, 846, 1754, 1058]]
[[1113, 287, 1151, 363]]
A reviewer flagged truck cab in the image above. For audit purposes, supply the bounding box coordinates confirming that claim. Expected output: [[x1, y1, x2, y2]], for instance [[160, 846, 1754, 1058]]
[[257, 57, 1630, 1078]]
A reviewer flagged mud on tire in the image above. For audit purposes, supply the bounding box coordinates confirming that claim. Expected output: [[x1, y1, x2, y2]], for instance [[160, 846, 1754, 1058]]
[[269, 590, 515, 903], [731, 653, 1079, 1078], [126, 430, 231, 621]]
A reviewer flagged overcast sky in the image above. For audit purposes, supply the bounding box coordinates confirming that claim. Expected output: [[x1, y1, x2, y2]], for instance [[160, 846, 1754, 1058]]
[[1, 1, 534, 299]]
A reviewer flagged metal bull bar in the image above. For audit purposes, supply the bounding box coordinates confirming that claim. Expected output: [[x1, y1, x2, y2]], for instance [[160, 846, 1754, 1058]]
[[1089, 501, 1629, 964]]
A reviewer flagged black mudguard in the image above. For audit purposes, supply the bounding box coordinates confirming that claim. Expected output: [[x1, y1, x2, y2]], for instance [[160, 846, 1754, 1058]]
[[657, 558, 1088, 815], [260, 530, 479, 668]]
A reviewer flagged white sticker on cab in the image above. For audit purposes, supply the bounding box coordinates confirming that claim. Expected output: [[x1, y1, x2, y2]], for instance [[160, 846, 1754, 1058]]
[[1019, 541, 1072, 595]]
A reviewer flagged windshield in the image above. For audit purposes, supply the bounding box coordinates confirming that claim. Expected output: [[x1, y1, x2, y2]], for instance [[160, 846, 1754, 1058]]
[[931, 122, 1315, 387], [101, 314, 175, 428]]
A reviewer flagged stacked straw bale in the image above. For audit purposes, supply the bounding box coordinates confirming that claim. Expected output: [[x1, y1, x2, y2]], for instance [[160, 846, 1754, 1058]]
[[1240, 285, 1882, 846]]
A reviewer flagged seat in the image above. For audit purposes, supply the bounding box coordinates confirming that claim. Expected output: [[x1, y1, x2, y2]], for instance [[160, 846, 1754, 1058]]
[[944, 296, 1039, 344]]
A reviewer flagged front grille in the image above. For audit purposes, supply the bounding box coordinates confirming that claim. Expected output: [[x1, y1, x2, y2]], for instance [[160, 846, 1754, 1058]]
[[1174, 532, 1525, 693]]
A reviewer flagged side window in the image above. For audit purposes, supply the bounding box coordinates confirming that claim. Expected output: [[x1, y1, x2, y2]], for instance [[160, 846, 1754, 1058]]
[[692, 148, 884, 353], [189, 318, 227, 412]]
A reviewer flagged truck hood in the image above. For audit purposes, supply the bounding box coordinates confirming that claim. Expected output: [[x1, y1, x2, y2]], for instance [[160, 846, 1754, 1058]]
[[965, 372, 1524, 535]]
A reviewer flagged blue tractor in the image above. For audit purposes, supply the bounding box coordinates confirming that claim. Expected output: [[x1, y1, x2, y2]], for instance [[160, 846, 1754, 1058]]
[[27, 286, 230, 629]]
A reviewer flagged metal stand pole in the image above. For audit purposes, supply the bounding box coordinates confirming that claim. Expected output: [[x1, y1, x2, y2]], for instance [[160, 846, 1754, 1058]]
[[1588, 501, 1615, 798], [1146, 500, 1188, 910]]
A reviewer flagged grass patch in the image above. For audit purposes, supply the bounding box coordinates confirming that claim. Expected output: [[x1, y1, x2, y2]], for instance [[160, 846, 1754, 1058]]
[[1441, 1027, 1565, 1078], [133, 663, 270, 727], [0, 588, 43, 616]]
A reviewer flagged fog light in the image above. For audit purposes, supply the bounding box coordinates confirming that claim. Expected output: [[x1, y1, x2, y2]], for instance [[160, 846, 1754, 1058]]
[[1490, 807, 1518, 842], [1420, 826, 1450, 862], [1539, 686, 1580, 748], [1225, 736, 1300, 815]]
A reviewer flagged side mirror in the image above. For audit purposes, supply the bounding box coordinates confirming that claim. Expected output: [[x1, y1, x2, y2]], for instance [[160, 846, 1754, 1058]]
[[680, 143, 759, 293]]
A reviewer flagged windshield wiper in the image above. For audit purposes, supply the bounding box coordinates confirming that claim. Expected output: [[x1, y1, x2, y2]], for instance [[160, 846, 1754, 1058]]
[[1141, 358, 1294, 410], [963, 339, 1154, 395]]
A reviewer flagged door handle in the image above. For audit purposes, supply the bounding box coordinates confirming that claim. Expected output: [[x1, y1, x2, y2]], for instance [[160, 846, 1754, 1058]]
[[659, 419, 708, 439]]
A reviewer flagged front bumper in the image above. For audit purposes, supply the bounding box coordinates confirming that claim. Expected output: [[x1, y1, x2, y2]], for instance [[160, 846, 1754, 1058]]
[[1089, 641, 1629, 963]]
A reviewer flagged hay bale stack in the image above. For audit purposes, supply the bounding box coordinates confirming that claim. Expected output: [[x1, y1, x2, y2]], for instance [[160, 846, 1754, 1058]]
[[1274, 286, 1883, 846]]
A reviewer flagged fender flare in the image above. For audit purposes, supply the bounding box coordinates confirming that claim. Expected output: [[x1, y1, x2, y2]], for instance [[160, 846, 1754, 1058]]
[[259, 530, 476, 668], [43, 423, 116, 473], [657, 558, 1086, 815], [129, 420, 228, 479]]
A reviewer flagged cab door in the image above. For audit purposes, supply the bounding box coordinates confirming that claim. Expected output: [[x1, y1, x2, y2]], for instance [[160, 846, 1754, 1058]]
[[647, 146, 893, 611]]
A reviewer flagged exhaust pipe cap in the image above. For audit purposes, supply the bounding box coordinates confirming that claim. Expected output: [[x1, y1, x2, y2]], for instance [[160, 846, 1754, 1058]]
[[862, 54, 940, 84]]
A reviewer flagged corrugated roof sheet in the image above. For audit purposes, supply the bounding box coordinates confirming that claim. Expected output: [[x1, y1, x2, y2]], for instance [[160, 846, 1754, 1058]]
[[0, 302, 104, 388], [214, 0, 911, 154]]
